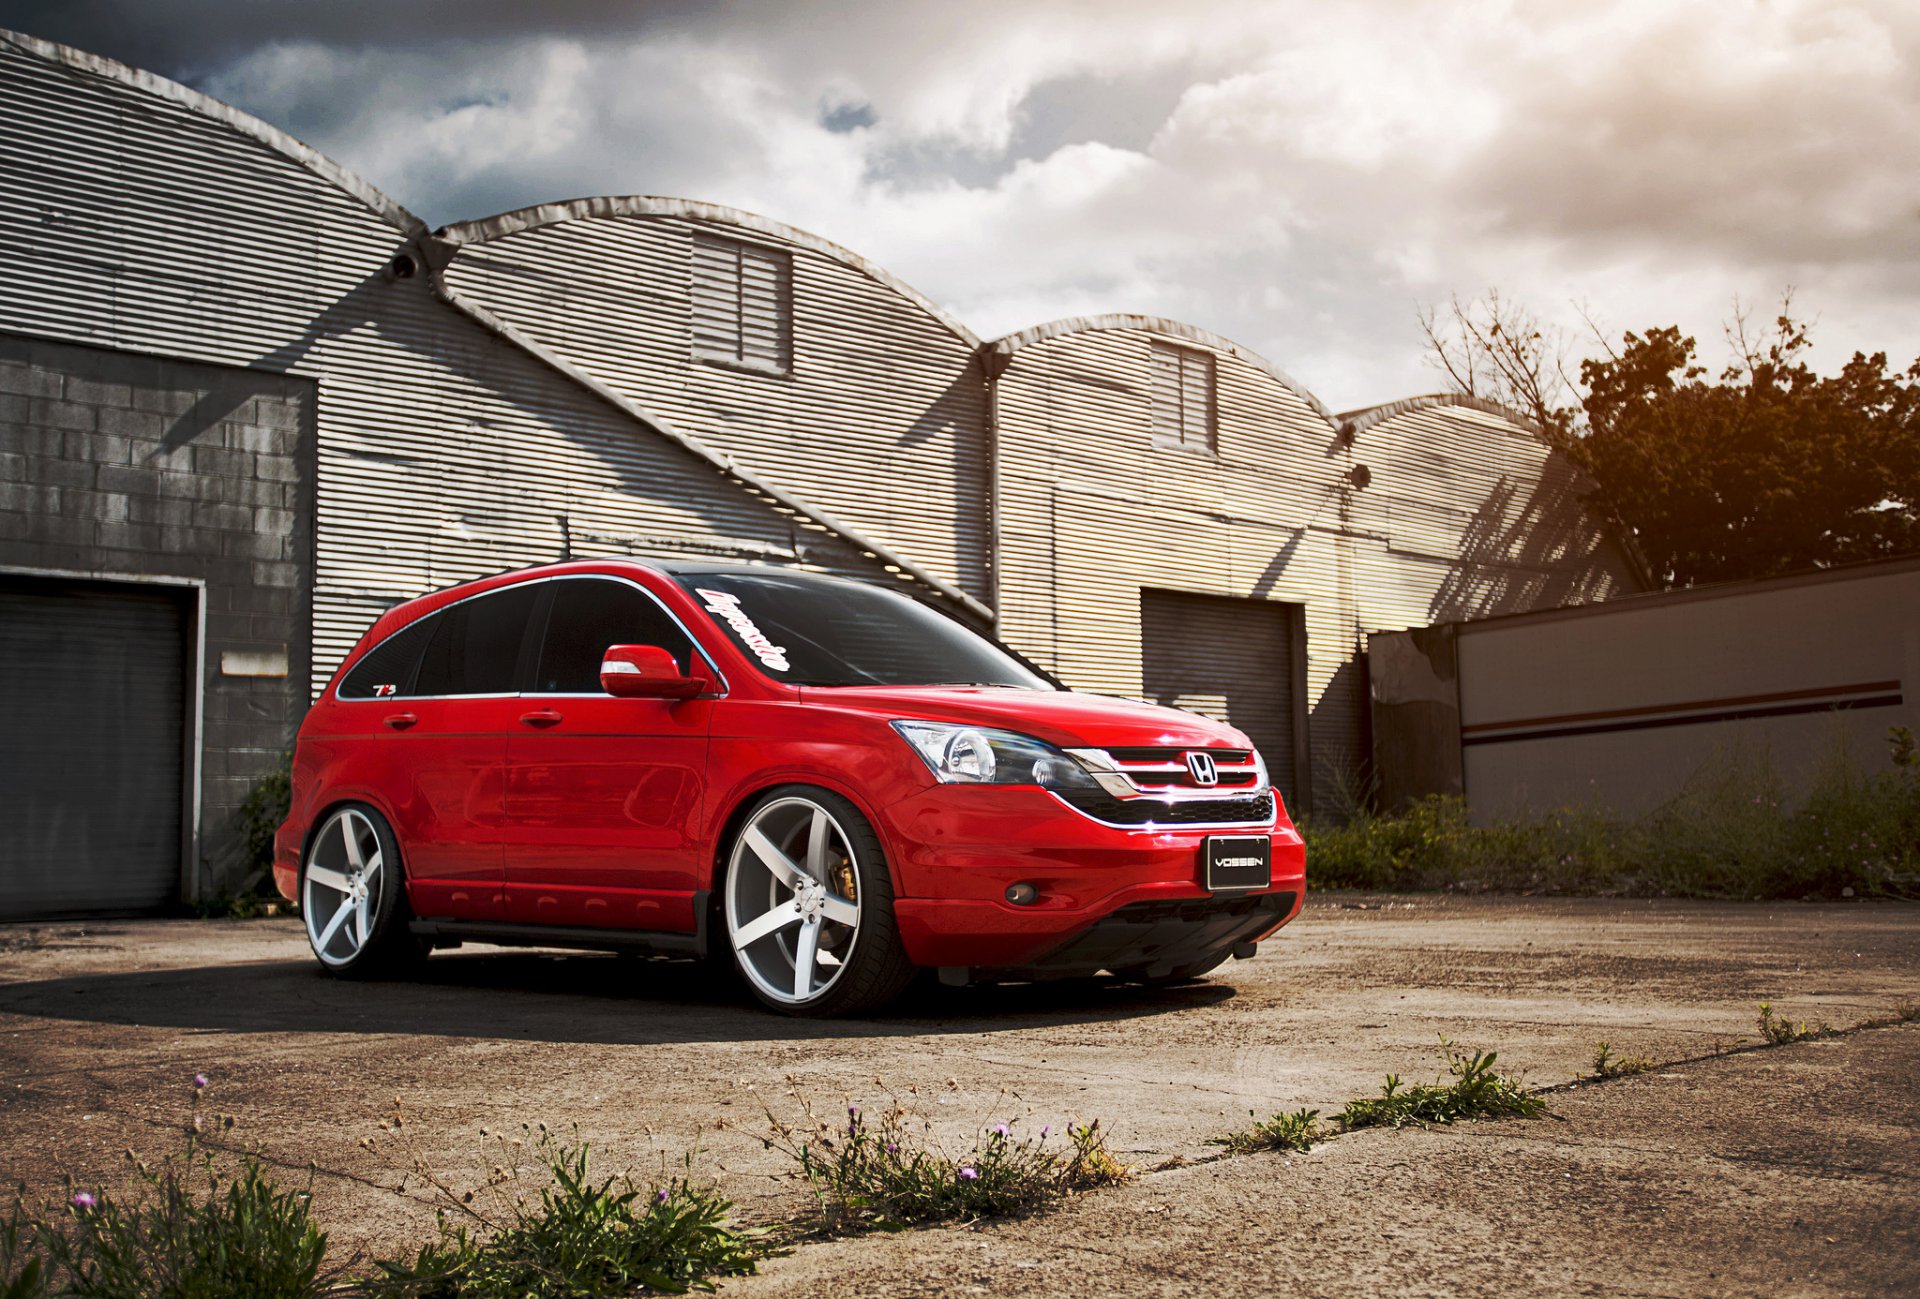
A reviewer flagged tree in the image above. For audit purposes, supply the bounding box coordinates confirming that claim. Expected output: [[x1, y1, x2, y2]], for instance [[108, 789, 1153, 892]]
[[1419, 293, 1920, 587], [1417, 291, 1579, 445], [1577, 310, 1920, 586]]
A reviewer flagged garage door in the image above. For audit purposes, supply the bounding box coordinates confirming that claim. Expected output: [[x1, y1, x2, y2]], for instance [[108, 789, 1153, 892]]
[[1140, 589, 1305, 810], [0, 577, 191, 919]]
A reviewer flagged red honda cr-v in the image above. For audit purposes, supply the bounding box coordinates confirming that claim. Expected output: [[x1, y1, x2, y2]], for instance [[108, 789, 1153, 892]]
[[274, 560, 1306, 1014]]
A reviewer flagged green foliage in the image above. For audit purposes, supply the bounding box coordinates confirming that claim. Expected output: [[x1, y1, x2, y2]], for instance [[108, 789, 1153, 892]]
[[234, 752, 294, 874], [1340, 1042, 1547, 1130], [1756, 1002, 1835, 1046], [1590, 1043, 1656, 1079], [11, 1081, 329, 1299], [1306, 732, 1920, 900], [759, 1088, 1127, 1231], [1574, 310, 1920, 587], [1207, 1108, 1321, 1155], [1, 1201, 50, 1299], [369, 1130, 767, 1298]]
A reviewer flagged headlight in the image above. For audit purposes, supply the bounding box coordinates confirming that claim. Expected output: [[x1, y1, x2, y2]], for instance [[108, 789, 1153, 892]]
[[891, 722, 1097, 789]]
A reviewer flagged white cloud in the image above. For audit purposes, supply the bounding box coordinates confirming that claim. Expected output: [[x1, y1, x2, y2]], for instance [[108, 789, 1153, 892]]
[[171, 0, 1920, 410]]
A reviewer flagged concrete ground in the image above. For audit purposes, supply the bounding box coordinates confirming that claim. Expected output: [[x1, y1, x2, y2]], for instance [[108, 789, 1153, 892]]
[[1, 894, 1915, 1296]]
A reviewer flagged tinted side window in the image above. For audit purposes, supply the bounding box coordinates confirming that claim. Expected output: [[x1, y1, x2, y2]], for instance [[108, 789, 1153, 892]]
[[338, 617, 436, 699], [533, 579, 698, 693], [413, 584, 542, 696]]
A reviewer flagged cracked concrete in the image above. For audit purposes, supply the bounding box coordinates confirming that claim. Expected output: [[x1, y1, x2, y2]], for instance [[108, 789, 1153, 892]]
[[0, 893, 1914, 1294]]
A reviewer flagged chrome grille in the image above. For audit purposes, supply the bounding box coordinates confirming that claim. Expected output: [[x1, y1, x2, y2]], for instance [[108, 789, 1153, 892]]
[[1064, 745, 1269, 801]]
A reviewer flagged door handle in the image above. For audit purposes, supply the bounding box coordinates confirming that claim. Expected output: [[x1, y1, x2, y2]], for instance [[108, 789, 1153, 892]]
[[519, 709, 564, 728], [382, 712, 417, 730]]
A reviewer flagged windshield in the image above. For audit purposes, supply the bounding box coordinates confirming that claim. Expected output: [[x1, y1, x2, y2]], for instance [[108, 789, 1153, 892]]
[[673, 570, 1055, 689]]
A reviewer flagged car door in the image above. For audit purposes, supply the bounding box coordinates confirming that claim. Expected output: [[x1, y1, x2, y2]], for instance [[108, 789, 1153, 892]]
[[502, 576, 717, 933], [350, 583, 542, 921]]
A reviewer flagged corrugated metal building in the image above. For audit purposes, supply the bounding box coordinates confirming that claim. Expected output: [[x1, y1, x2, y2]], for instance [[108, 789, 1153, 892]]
[[992, 332, 1641, 815], [0, 29, 1641, 915]]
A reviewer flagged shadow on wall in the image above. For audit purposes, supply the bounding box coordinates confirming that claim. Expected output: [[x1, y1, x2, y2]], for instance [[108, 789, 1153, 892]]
[[1427, 459, 1620, 624], [1308, 658, 1368, 822], [896, 360, 993, 598], [239, 247, 904, 592]]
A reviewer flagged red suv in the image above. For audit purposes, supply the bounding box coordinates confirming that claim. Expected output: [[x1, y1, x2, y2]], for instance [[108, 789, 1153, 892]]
[[274, 561, 1306, 1014]]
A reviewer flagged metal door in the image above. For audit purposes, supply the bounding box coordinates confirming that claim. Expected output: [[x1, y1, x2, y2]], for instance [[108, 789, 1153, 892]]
[[0, 576, 191, 919], [1139, 589, 1307, 814]]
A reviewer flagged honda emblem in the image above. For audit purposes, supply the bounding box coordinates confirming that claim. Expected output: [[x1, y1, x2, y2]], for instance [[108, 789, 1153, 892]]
[[1185, 751, 1219, 786]]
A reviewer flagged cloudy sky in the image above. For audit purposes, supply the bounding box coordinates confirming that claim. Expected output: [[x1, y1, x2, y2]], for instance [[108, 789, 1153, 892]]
[[6, 0, 1917, 411]]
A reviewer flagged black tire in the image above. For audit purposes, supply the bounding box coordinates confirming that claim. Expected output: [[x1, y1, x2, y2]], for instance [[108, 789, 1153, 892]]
[[300, 802, 426, 979], [721, 785, 917, 1016]]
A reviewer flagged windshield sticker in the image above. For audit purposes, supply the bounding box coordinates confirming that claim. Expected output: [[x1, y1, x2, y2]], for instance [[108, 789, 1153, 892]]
[[696, 588, 792, 672]]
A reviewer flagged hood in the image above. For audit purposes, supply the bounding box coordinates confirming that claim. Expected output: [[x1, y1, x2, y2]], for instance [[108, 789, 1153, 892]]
[[798, 685, 1253, 751]]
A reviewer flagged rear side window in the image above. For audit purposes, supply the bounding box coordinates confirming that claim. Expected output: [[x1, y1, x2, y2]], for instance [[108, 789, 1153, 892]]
[[412, 583, 543, 696], [338, 618, 435, 699], [532, 579, 699, 693]]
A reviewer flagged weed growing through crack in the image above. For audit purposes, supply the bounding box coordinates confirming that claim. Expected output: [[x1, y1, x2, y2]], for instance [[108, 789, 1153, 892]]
[[1590, 1042, 1657, 1078], [1843, 1001, 1920, 1031], [1207, 1108, 1322, 1155], [363, 1108, 770, 1297], [1757, 1002, 1836, 1045], [1340, 1041, 1547, 1130], [753, 1080, 1127, 1231], [2, 1074, 335, 1298]]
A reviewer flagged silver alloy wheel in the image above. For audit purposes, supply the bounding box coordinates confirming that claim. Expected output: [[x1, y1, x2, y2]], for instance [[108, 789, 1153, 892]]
[[303, 807, 387, 968], [726, 796, 863, 1007]]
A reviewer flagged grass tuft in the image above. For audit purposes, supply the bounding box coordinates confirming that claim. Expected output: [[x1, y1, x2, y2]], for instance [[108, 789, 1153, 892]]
[[757, 1085, 1127, 1231], [1340, 1041, 1547, 1130], [371, 1132, 766, 1297], [1756, 1002, 1836, 1045], [1590, 1042, 1657, 1078], [1207, 1108, 1321, 1155], [6, 1077, 331, 1299]]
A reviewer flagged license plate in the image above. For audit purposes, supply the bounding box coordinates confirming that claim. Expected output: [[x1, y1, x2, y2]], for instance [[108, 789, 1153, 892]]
[[1204, 835, 1271, 892]]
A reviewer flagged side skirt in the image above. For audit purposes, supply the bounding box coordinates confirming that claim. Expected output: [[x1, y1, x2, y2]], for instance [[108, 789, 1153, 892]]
[[411, 890, 709, 959]]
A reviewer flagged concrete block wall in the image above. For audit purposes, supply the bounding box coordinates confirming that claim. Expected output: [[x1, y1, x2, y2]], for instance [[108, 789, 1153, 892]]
[[0, 331, 315, 898]]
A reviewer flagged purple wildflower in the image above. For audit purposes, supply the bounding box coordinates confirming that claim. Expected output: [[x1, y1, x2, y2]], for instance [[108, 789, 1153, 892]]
[[958, 1166, 978, 1181], [192, 1074, 208, 1089], [848, 1105, 859, 1120], [70, 1192, 96, 1210], [885, 1142, 899, 1154], [655, 1189, 669, 1204], [1040, 1125, 1051, 1139], [992, 1123, 1010, 1139]]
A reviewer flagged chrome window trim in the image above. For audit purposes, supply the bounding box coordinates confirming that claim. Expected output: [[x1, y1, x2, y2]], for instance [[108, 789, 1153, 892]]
[[335, 573, 729, 703]]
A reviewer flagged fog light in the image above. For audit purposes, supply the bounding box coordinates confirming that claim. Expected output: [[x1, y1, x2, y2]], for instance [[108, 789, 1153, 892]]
[[1004, 882, 1039, 906]]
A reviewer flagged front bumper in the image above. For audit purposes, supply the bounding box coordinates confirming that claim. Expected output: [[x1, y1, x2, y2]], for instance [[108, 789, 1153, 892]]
[[879, 784, 1306, 972]]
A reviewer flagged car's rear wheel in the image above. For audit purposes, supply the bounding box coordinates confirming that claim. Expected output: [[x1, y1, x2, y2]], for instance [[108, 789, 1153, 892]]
[[301, 803, 423, 977], [723, 787, 915, 1016]]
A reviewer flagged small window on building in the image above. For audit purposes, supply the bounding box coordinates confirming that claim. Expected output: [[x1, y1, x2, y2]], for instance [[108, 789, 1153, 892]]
[[691, 232, 792, 374], [1149, 340, 1216, 451]]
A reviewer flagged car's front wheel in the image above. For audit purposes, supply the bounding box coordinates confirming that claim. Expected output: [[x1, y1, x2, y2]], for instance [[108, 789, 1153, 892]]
[[723, 787, 915, 1016], [301, 803, 423, 977]]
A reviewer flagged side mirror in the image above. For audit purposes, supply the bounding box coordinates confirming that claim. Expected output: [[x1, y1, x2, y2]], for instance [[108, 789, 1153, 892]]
[[599, 645, 711, 699]]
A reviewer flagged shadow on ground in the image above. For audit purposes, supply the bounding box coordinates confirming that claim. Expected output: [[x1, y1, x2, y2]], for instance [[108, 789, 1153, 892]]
[[0, 950, 1231, 1046]]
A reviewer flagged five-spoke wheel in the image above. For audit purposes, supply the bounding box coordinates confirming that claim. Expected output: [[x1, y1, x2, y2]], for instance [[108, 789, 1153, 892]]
[[302, 803, 419, 976], [723, 788, 914, 1015]]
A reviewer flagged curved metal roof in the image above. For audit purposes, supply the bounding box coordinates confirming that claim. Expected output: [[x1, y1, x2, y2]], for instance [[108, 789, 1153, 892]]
[[0, 27, 425, 237], [1335, 392, 1543, 440], [436, 196, 983, 350], [985, 313, 1338, 425]]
